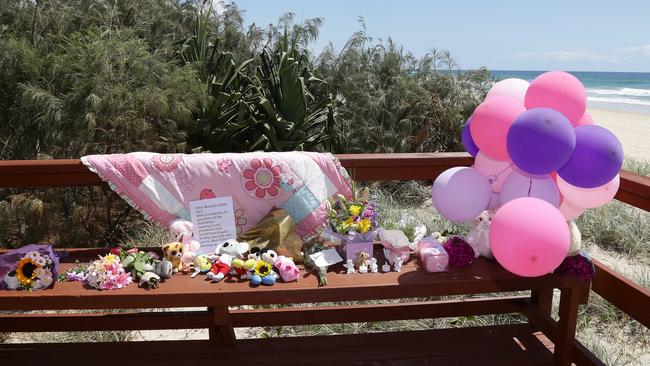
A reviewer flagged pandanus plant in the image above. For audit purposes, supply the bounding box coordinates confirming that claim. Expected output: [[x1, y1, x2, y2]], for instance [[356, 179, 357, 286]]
[[180, 14, 336, 153]]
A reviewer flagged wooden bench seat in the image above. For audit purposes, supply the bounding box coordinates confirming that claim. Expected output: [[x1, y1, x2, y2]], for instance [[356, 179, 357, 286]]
[[1, 324, 555, 365], [1, 255, 590, 365]]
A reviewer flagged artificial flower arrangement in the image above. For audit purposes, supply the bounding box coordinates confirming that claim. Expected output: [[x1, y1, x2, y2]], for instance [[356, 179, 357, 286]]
[[115, 248, 172, 289], [326, 185, 379, 262], [1, 245, 58, 291], [84, 253, 133, 290]]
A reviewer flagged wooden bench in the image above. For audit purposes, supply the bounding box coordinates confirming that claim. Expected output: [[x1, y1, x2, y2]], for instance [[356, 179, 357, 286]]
[[2, 153, 649, 366]]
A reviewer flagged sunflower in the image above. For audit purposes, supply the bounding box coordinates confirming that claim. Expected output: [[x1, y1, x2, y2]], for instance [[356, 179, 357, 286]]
[[15, 258, 41, 285], [254, 261, 273, 277], [357, 218, 372, 234]]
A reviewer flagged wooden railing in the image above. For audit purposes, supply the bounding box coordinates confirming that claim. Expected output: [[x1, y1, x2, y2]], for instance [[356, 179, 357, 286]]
[[1, 152, 649, 364]]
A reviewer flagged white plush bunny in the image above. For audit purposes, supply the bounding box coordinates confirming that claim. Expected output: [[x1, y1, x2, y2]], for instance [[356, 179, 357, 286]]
[[466, 210, 493, 259], [369, 258, 379, 273]]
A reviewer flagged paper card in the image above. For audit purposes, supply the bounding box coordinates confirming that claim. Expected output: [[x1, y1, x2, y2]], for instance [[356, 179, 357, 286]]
[[309, 248, 343, 267], [189, 197, 237, 254]]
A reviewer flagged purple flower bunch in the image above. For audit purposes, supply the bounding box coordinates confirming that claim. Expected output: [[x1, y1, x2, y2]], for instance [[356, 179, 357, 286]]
[[443, 236, 475, 267]]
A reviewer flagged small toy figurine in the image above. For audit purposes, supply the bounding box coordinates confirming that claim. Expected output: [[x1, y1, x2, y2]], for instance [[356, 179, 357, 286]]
[[369, 257, 379, 273], [162, 242, 184, 273], [393, 257, 403, 272], [190, 255, 212, 278], [274, 255, 300, 282], [250, 260, 277, 286], [232, 257, 256, 279], [207, 239, 249, 282], [344, 259, 356, 274], [261, 249, 278, 265], [382, 262, 391, 272], [168, 219, 201, 266]]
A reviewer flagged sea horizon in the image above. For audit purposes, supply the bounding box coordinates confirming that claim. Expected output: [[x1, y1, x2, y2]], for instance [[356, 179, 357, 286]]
[[487, 70, 650, 114]]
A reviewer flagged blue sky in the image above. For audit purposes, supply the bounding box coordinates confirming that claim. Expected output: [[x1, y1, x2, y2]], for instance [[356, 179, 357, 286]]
[[230, 0, 650, 72]]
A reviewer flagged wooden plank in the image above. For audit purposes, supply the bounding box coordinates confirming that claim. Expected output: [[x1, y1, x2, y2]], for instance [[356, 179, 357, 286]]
[[524, 301, 605, 366], [591, 259, 650, 328], [0, 325, 555, 366], [553, 288, 580, 365], [0, 296, 528, 332], [0, 259, 586, 311], [209, 306, 235, 347]]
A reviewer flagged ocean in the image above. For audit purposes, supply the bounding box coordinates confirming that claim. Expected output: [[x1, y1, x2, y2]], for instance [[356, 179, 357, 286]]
[[490, 70, 650, 114]]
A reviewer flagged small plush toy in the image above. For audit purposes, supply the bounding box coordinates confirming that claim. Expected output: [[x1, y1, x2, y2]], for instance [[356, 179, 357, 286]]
[[168, 219, 201, 266], [568, 221, 581, 256], [250, 260, 277, 286], [369, 257, 379, 273], [354, 251, 370, 271], [466, 210, 493, 259], [261, 249, 279, 265], [344, 259, 356, 274], [231, 257, 256, 279], [190, 255, 212, 278], [274, 255, 300, 282], [207, 239, 249, 282], [162, 242, 184, 273]]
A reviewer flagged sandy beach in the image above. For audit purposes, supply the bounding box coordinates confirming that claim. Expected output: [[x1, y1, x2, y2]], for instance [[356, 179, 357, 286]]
[[590, 109, 650, 162]]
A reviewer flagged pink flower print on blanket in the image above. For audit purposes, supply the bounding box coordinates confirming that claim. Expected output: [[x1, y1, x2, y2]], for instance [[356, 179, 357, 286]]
[[152, 154, 182, 172], [234, 209, 247, 235], [243, 158, 282, 199], [216, 158, 233, 174], [200, 188, 217, 200]]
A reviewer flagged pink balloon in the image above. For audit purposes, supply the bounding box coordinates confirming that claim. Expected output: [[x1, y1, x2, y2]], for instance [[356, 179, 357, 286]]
[[486, 78, 530, 103], [525, 71, 587, 123], [490, 197, 570, 277], [558, 198, 585, 221], [470, 96, 526, 160], [473, 151, 514, 192], [500, 169, 560, 207], [575, 111, 594, 127], [557, 174, 620, 209]]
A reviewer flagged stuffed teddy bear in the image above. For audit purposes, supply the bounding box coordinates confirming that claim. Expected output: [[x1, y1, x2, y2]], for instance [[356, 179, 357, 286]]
[[168, 219, 201, 266], [207, 239, 249, 283], [274, 255, 300, 282], [466, 210, 493, 259], [162, 242, 184, 273], [354, 251, 370, 273], [568, 221, 581, 256]]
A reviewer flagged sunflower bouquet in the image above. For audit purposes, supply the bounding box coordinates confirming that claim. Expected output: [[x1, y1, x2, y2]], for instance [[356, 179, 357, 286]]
[[1, 245, 59, 291]]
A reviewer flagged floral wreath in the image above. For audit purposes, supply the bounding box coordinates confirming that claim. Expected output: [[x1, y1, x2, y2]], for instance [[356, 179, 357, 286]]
[[4, 251, 55, 290]]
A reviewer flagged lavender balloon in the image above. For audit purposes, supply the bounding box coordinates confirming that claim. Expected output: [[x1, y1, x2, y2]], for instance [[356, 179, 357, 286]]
[[462, 118, 479, 157], [432, 167, 491, 222], [500, 170, 560, 207], [558, 125, 623, 188], [507, 108, 576, 175]]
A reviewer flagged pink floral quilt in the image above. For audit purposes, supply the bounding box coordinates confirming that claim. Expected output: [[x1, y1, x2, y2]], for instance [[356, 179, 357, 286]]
[[81, 152, 352, 239]]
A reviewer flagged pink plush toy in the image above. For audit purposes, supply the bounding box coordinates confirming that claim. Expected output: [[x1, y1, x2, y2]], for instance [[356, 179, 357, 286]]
[[466, 210, 493, 259], [274, 255, 300, 282], [168, 219, 201, 265]]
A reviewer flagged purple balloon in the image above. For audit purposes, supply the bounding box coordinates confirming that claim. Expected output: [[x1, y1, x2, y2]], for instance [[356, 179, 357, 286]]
[[507, 108, 576, 175], [500, 170, 560, 207], [462, 118, 479, 157], [432, 167, 491, 222], [558, 125, 623, 188]]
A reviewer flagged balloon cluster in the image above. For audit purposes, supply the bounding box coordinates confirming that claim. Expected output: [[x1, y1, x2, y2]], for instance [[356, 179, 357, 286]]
[[434, 71, 624, 277]]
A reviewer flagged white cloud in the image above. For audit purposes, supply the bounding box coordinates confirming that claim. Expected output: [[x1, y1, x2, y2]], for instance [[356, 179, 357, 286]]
[[622, 44, 650, 57]]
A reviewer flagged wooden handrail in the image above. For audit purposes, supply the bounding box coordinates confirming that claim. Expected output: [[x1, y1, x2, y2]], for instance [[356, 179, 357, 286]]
[[1, 152, 648, 351]]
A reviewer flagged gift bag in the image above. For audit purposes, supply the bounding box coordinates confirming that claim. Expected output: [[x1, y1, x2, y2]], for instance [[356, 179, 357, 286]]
[[0, 244, 59, 290], [238, 208, 304, 262]]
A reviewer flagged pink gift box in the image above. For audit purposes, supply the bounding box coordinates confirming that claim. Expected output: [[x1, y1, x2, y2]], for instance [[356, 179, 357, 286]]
[[417, 237, 448, 273]]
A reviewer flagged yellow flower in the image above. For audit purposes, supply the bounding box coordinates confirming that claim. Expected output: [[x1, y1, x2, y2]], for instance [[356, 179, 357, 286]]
[[344, 217, 354, 226], [349, 205, 361, 216], [358, 218, 372, 234], [15, 258, 40, 285], [254, 261, 273, 277], [102, 254, 119, 265]]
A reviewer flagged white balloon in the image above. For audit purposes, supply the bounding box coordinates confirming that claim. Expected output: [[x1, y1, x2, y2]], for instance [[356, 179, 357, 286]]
[[486, 78, 530, 104]]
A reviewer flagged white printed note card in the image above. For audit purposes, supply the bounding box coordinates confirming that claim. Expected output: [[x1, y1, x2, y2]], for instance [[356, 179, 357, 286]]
[[189, 197, 237, 254]]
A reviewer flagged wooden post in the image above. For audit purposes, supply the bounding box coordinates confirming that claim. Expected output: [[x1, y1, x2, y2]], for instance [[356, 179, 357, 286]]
[[553, 288, 580, 366], [208, 306, 236, 348], [531, 288, 554, 316]]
